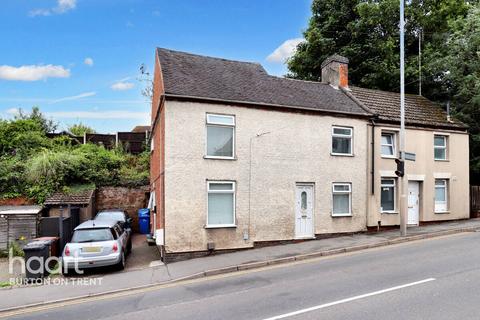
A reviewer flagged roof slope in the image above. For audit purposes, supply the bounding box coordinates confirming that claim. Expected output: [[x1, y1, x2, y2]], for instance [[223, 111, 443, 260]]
[[350, 86, 466, 130], [44, 189, 94, 206], [157, 48, 371, 116]]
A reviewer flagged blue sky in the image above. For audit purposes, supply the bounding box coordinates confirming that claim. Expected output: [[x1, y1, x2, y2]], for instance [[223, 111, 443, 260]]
[[0, 0, 311, 133]]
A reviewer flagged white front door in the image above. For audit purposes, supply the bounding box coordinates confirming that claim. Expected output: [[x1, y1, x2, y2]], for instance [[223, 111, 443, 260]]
[[295, 184, 314, 238], [408, 181, 420, 225]]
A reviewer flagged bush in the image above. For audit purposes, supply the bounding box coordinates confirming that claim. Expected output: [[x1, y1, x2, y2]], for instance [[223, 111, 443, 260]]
[[0, 108, 150, 203]]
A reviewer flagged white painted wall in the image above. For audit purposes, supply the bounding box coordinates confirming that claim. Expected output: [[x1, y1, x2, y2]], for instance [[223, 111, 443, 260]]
[[163, 100, 369, 253]]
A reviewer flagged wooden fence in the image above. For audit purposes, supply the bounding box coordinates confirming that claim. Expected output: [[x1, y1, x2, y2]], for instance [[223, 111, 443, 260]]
[[470, 186, 480, 218]]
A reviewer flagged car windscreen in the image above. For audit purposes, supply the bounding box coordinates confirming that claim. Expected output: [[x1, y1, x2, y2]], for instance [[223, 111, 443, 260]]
[[71, 228, 115, 243], [95, 211, 125, 222]]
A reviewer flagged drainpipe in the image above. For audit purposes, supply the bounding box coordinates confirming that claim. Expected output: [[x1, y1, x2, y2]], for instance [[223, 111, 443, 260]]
[[370, 118, 376, 195]]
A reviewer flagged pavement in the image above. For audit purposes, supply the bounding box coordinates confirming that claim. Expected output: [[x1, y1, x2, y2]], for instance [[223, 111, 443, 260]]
[[6, 224, 480, 319], [1, 218, 480, 313]]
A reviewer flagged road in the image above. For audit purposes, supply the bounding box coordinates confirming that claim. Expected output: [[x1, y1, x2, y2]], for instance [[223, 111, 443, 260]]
[[7, 232, 480, 320]]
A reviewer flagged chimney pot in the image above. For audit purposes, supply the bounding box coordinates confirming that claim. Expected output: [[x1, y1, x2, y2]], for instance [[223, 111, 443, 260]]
[[321, 54, 349, 88]]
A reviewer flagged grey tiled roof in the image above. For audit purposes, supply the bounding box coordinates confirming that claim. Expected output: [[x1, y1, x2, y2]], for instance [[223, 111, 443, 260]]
[[44, 190, 94, 206], [350, 86, 467, 130], [157, 48, 371, 116]]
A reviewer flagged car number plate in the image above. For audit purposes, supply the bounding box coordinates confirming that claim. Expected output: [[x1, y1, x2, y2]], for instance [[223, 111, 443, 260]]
[[83, 247, 101, 253]]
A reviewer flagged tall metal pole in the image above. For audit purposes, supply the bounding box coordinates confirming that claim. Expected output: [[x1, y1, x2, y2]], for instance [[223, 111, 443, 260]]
[[419, 28, 422, 96], [399, 0, 407, 236]]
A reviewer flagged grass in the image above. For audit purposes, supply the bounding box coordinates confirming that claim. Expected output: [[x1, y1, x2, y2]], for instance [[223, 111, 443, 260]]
[[61, 183, 96, 195], [0, 281, 11, 288]]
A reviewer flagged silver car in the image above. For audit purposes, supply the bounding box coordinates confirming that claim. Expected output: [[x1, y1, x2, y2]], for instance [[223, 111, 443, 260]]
[[62, 220, 129, 274]]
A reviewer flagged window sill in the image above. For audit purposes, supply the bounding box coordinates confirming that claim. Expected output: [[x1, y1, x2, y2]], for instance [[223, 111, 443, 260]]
[[205, 224, 237, 229], [204, 156, 237, 160], [434, 159, 449, 162], [434, 211, 450, 214], [381, 155, 396, 159], [331, 153, 354, 157], [381, 211, 398, 214], [331, 214, 352, 217]]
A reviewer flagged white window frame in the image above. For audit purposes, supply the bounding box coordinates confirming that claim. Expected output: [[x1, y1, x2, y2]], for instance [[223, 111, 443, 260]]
[[331, 126, 353, 156], [434, 179, 448, 213], [331, 183, 352, 217], [434, 135, 447, 161], [206, 181, 236, 228], [205, 113, 235, 159], [150, 136, 154, 152], [381, 132, 396, 158], [380, 178, 396, 213]]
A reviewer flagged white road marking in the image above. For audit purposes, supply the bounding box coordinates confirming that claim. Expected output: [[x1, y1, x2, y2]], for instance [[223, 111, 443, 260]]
[[262, 278, 436, 320]]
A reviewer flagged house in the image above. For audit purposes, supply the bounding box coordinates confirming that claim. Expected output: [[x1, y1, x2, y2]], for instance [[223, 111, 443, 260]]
[[149, 48, 373, 260], [351, 86, 469, 227], [149, 48, 469, 261]]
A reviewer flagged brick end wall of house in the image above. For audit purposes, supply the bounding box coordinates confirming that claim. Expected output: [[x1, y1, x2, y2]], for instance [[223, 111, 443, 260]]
[[96, 186, 150, 233]]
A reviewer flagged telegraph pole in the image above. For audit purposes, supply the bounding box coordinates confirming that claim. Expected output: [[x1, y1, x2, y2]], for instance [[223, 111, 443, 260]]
[[399, 0, 407, 236]]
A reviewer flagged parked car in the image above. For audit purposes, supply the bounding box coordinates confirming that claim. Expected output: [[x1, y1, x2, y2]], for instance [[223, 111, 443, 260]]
[[61, 220, 130, 274], [94, 210, 133, 251], [95, 209, 133, 231]]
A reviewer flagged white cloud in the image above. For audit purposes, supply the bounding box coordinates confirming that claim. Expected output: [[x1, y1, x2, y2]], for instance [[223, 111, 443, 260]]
[[84, 57, 94, 66], [0, 64, 70, 81], [6, 108, 19, 115], [30, 0, 77, 17], [50, 92, 96, 104], [111, 81, 135, 91], [46, 110, 149, 120], [266, 38, 304, 63]]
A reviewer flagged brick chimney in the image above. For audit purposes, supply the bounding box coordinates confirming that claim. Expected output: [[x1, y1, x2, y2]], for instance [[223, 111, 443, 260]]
[[321, 54, 349, 88]]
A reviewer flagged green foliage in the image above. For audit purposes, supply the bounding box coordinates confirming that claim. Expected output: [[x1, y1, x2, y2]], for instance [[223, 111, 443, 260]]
[[13, 106, 58, 133], [0, 108, 150, 203], [9, 241, 25, 258], [288, 0, 480, 182], [68, 122, 96, 136]]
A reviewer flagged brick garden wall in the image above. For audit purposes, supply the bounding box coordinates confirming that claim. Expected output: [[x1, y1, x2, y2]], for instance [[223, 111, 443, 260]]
[[96, 186, 150, 233]]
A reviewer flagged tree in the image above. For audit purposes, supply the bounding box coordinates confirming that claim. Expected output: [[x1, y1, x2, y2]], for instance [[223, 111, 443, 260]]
[[68, 123, 95, 136], [436, 3, 480, 182], [288, 0, 480, 182], [287, 0, 472, 94], [14, 106, 58, 133]]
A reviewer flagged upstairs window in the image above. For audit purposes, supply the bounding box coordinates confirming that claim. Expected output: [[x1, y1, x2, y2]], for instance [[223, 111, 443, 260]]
[[332, 183, 352, 216], [434, 135, 447, 160], [206, 114, 235, 159], [435, 179, 448, 212], [381, 132, 395, 157], [332, 126, 353, 155]]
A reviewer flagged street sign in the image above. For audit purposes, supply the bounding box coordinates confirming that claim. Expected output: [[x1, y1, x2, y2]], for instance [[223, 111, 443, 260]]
[[405, 152, 416, 161]]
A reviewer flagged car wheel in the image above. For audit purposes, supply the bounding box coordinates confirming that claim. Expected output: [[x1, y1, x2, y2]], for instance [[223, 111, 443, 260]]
[[118, 252, 126, 270]]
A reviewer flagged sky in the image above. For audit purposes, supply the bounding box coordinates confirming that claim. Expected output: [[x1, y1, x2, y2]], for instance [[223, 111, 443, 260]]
[[0, 0, 312, 133]]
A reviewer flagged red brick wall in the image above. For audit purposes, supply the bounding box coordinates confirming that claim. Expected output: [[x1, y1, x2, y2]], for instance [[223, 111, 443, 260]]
[[150, 50, 166, 234], [95, 186, 150, 233]]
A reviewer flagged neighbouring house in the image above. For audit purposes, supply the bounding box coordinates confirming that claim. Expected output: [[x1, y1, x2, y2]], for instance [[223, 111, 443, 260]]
[[0, 206, 43, 250], [44, 189, 95, 223], [132, 125, 151, 133], [350, 87, 469, 227], [318, 55, 469, 227], [149, 48, 469, 261]]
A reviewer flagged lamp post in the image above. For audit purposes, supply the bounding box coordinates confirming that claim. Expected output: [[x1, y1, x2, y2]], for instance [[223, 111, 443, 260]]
[[399, 0, 407, 236]]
